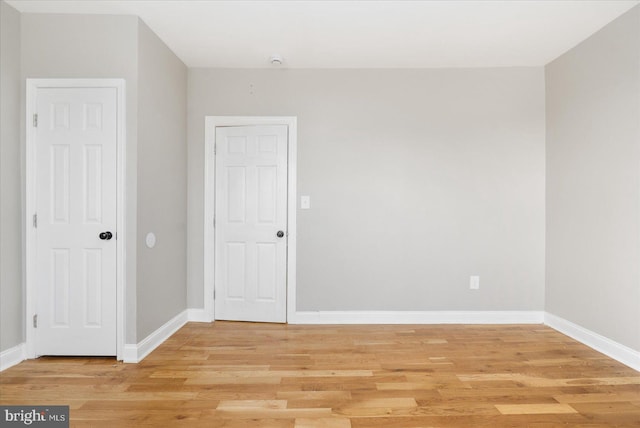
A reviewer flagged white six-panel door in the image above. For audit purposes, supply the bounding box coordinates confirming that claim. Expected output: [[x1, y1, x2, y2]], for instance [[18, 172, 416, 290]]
[[35, 87, 117, 355], [214, 125, 288, 323]]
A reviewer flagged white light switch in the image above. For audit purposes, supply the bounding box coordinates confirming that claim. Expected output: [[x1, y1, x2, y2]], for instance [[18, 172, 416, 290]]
[[470, 275, 480, 290], [301, 195, 311, 209]]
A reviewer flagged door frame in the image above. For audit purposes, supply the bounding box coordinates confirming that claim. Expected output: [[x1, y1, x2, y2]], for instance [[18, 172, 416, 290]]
[[203, 116, 297, 322], [25, 79, 126, 360]]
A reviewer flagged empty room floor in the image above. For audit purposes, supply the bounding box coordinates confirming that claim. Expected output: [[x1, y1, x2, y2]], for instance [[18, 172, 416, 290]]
[[1, 322, 639, 427]]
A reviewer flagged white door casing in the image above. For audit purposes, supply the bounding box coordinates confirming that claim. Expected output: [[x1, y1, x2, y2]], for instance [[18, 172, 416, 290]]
[[214, 125, 288, 322], [203, 117, 297, 323], [25, 79, 126, 359]]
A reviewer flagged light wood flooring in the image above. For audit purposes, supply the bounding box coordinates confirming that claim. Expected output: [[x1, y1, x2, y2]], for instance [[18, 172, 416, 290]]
[[1, 322, 639, 427]]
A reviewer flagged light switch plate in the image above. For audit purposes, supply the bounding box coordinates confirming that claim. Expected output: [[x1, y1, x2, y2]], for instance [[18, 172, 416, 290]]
[[301, 195, 311, 209], [470, 275, 480, 290]]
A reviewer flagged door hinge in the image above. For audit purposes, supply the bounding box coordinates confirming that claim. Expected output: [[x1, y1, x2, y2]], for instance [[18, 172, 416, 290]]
[[33, 314, 38, 328], [33, 113, 38, 127], [213, 289, 216, 299], [213, 143, 216, 155], [33, 213, 37, 228], [213, 216, 215, 228]]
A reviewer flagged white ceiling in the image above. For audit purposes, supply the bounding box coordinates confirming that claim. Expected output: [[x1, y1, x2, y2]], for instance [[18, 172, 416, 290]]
[[7, 0, 640, 68]]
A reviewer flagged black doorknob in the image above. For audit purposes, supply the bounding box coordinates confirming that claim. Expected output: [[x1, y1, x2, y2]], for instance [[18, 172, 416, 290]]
[[276, 230, 285, 238], [99, 231, 113, 240]]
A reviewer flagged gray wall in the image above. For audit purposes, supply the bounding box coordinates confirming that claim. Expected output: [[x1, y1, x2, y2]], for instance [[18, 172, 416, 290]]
[[21, 13, 140, 343], [187, 68, 546, 312], [546, 6, 640, 351], [136, 21, 188, 339], [20, 13, 189, 344], [0, 0, 23, 353]]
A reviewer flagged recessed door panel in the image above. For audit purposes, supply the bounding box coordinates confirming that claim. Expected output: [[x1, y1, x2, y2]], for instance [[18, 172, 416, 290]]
[[256, 243, 277, 301], [83, 249, 102, 327], [257, 166, 277, 224], [51, 103, 70, 130], [51, 145, 70, 224], [51, 249, 70, 327], [84, 146, 103, 223], [83, 103, 103, 131], [226, 243, 247, 299], [227, 167, 246, 223], [227, 136, 247, 154], [257, 135, 277, 154]]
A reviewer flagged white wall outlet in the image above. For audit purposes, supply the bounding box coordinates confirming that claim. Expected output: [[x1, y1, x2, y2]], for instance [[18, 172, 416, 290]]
[[301, 195, 311, 209], [470, 275, 480, 290], [145, 232, 156, 249]]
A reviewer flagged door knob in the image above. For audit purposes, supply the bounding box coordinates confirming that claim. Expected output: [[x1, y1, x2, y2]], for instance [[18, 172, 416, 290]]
[[99, 231, 113, 240], [276, 230, 285, 238]]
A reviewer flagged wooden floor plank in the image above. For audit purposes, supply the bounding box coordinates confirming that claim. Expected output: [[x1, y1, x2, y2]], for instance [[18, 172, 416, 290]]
[[294, 417, 351, 428], [1, 322, 639, 426], [495, 403, 578, 415]]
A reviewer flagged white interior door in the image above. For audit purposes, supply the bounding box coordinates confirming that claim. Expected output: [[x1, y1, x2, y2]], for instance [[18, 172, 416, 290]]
[[214, 125, 288, 322], [35, 87, 117, 355]]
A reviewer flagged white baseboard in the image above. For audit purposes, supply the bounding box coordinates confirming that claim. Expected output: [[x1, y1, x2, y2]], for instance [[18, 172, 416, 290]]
[[121, 343, 138, 363], [0, 343, 26, 371], [9, 309, 637, 373], [544, 312, 640, 372], [186, 308, 211, 322], [289, 310, 544, 325], [122, 308, 212, 363], [123, 310, 188, 363]]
